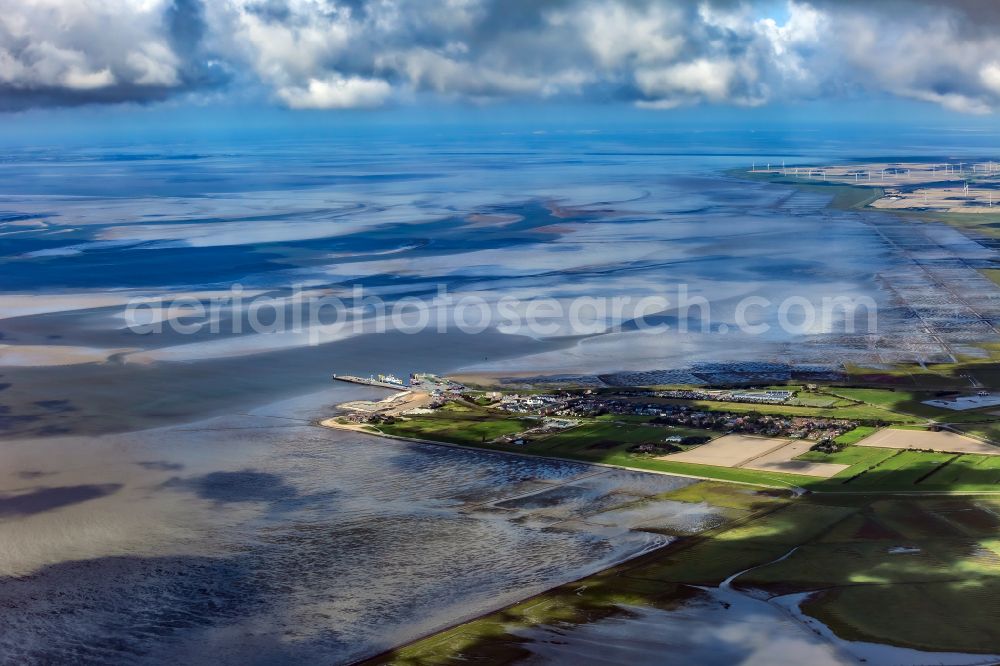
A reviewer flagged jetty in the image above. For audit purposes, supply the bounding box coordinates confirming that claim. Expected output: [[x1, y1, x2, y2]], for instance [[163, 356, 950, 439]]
[[332, 373, 409, 391]]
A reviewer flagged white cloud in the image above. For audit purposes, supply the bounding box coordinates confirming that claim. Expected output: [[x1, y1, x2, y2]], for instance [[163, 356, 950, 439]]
[[562, 3, 684, 70], [379, 47, 584, 99], [6, 0, 1000, 114], [905, 90, 992, 115], [126, 43, 181, 86], [277, 75, 392, 109], [63, 67, 116, 91], [0, 0, 182, 100], [636, 58, 737, 103], [980, 63, 1000, 95]]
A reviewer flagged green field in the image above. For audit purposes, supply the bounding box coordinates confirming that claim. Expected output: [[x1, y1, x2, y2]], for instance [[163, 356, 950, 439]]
[[531, 421, 697, 455], [377, 404, 534, 445], [786, 393, 848, 407], [371, 406, 819, 488], [833, 425, 879, 444], [842, 357, 1000, 389], [802, 446, 1000, 492], [797, 442, 897, 470], [820, 387, 957, 419], [805, 582, 1000, 653], [915, 454, 1000, 487], [367, 487, 1000, 663], [739, 496, 1000, 654], [643, 395, 926, 423], [371, 401, 1000, 492], [845, 450, 956, 487], [657, 385, 1000, 435], [594, 453, 818, 488], [955, 421, 1000, 442]]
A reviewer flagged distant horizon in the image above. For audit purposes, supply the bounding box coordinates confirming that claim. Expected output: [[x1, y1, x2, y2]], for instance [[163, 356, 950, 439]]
[[3, 96, 1000, 146], [7, 1, 1000, 148]]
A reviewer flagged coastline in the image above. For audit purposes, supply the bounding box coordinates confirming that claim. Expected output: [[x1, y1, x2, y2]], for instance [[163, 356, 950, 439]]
[[0, 386, 704, 664], [320, 411, 1000, 663], [316, 418, 699, 666], [348, 520, 677, 666], [315, 420, 804, 664], [318, 417, 801, 491], [345, 480, 795, 666], [322, 418, 1000, 497]]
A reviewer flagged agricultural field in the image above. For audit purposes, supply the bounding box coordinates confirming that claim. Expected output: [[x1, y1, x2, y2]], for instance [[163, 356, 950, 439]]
[[740, 496, 1000, 654], [701, 384, 1000, 426], [843, 360, 992, 389], [955, 421, 1000, 443], [367, 487, 1000, 664], [786, 392, 851, 408], [663, 434, 787, 467], [369, 399, 1000, 492], [807, 447, 1000, 491], [819, 387, 955, 420], [916, 454, 1000, 487], [796, 442, 897, 470], [855, 427, 1000, 455], [841, 450, 956, 488], [643, 395, 927, 423], [377, 403, 534, 446], [529, 421, 704, 456], [740, 439, 850, 477], [369, 406, 819, 488], [833, 425, 879, 444], [663, 435, 849, 478], [352, 384, 1000, 662]]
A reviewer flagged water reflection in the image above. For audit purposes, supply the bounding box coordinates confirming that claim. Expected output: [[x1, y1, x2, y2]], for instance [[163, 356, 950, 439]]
[[0, 389, 725, 664]]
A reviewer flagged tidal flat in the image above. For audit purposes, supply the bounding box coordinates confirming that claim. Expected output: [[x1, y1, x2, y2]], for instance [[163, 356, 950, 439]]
[[4, 134, 1000, 663], [4, 137, 1000, 437], [376, 489, 1000, 666], [0, 388, 739, 664]]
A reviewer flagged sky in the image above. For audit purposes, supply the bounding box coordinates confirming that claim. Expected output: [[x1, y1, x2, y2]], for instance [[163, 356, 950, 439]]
[[3, 1, 1000, 144]]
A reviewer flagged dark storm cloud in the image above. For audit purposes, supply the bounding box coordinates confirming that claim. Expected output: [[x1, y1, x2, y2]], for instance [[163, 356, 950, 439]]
[[0, 0, 227, 110], [4, 1, 1000, 113], [167, 0, 207, 51]]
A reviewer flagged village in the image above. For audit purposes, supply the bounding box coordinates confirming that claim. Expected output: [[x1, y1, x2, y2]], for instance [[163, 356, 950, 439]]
[[333, 375, 858, 446], [490, 391, 855, 442]]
